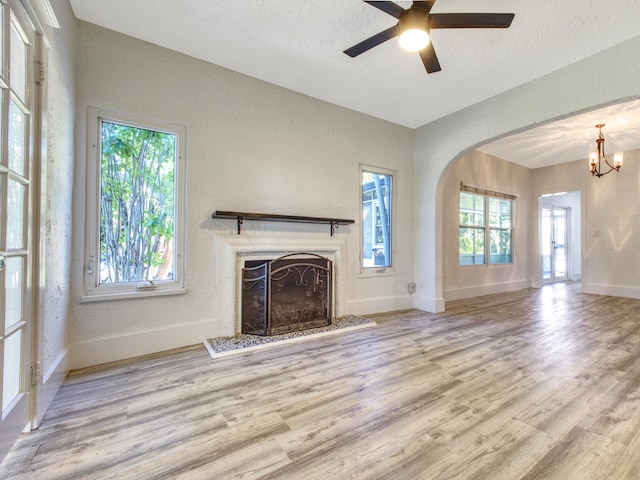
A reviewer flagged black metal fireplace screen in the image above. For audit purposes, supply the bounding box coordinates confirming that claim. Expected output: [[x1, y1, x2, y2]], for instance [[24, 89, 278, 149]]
[[241, 253, 332, 336]]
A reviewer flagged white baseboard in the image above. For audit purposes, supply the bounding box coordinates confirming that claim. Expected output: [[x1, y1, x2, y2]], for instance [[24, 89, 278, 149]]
[[413, 293, 445, 313], [582, 283, 640, 299], [43, 348, 69, 384], [347, 294, 415, 316], [70, 319, 213, 370], [444, 280, 529, 302], [34, 348, 69, 428]]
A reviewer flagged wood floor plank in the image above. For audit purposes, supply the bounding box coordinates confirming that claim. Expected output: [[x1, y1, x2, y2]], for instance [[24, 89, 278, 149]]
[[520, 426, 627, 480], [578, 355, 640, 445], [2, 282, 640, 479]]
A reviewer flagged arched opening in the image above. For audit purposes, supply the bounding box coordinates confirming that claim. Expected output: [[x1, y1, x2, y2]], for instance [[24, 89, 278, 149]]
[[434, 98, 640, 305]]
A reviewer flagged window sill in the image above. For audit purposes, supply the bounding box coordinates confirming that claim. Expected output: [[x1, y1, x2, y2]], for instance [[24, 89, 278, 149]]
[[459, 263, 514, 268], [358, 268, 398, 279], [80, 287, 188, 303]]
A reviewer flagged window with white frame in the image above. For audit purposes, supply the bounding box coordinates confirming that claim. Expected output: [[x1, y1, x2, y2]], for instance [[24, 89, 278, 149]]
[[83, 108, 186, 301], [361, 166, 393, 269], [459, 187, 514, 266]]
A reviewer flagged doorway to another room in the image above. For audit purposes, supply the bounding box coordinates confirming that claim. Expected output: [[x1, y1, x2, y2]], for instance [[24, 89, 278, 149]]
[[540, 191, 581, 284]]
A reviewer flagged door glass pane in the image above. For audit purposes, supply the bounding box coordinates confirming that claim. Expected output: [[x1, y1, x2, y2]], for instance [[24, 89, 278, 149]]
[[7, 179, 25, 249], [5, 256, 23, 329], [10, 20, 27, 101], [542, 207, 551, 280], [2, 329, 23, 411], [553, 208, 567, 278], [8, 100, 26, 176], [0, 97, 3, 154], [0, 9, 4, 74]]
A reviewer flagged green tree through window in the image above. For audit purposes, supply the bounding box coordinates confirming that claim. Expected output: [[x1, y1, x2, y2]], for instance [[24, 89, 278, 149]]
[[99, 121, 176, 284], [459, 191, 513, 265]]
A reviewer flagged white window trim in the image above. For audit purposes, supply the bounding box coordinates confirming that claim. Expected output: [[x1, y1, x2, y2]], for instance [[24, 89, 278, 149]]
[[82, 107, 187, 302], [359, 164, 397, 276]]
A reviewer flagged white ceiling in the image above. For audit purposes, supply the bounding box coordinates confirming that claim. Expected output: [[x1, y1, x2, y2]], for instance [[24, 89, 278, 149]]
[[478, 99, 640, 169], [68, 0, 640, 168]]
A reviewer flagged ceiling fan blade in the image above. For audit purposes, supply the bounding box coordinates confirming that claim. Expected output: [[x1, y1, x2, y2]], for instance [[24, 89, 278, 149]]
[[419, 42, 441, 73], [344, 24, 400, 57], [364, 1, 406, 19], [429, 13, 515, 29], [412, 1, 436, 14]]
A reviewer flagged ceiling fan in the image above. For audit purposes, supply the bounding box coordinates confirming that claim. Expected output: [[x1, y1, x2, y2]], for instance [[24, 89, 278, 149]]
[[344, 1, 515, 74]]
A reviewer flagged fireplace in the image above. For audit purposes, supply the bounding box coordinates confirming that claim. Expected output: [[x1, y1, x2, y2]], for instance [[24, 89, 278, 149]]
[[211, 232, 346, 337], [241, 253, 332, 335]]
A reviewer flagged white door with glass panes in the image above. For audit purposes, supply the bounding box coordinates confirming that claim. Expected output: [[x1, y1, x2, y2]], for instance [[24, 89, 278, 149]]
[[0, 3, 36, 460], [542, 206, 569, 283]]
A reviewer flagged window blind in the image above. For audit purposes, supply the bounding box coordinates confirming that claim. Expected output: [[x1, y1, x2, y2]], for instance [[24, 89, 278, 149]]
[[460, 182, 516, 200]]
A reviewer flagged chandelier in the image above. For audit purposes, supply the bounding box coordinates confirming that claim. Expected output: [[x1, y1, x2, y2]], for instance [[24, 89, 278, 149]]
[[589, 123, 623, 177]]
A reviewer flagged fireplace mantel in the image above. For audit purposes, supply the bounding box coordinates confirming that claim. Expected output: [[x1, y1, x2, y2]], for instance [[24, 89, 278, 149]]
[[211, 210, 355, 236], [212, 233, 347, 336]]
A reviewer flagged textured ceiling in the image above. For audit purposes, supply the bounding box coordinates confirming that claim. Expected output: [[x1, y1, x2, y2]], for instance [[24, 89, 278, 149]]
[[68, 0, 640, 168], [478, 99, 640, 169]]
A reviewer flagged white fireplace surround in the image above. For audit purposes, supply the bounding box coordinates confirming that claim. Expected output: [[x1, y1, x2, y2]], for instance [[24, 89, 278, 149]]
[[212, 233, 348, 336]]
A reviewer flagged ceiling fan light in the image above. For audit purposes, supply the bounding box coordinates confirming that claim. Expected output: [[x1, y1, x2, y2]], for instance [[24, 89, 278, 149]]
[[399, 29, 430, 51]]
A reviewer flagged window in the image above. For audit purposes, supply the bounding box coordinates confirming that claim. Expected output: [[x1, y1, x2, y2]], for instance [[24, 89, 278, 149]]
[[83, 108, 186, 301], [361, 166, 393, 269], [459, 188, 514, 266]]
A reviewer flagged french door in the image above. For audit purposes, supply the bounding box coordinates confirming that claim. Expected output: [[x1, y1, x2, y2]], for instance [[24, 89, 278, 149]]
[[542, 206, 569, 283], [0, 1, 36, 460]]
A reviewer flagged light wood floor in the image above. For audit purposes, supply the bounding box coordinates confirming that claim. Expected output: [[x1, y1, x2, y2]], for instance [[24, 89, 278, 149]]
[[2, 282, 640, 479]]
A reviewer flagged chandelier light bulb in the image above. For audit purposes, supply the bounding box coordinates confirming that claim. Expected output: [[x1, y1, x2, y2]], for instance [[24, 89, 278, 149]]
[[614, 152, 624, 168]]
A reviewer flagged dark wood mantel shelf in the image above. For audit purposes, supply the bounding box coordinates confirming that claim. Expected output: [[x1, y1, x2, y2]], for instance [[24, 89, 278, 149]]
[[211, 210, 355, 236]]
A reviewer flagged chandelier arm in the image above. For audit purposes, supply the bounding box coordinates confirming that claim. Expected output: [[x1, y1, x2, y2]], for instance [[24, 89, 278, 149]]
[[602, 154, 617, 172], [592, 155, 616, 177], [590, 124, 622, 178], [594, 163, 616, 177]]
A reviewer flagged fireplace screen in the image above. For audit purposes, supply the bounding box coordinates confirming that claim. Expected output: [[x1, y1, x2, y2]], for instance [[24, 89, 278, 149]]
[[241, 253, 332, 336]]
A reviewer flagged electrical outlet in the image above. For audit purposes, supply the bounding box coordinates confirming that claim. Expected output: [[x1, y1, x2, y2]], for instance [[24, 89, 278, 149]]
[[408, 282, 416, 294]]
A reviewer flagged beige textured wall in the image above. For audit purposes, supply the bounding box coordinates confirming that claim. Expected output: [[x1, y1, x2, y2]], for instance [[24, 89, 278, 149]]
[[441, 151, 533, 301], [70, 22, 415, 368], [37, 0, 77, 421]]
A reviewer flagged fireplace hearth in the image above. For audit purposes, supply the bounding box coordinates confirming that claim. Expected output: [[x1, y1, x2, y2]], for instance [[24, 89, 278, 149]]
[[241, 253, 332, 336]]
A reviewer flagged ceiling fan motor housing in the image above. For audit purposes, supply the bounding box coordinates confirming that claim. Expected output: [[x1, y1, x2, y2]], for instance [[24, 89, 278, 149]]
[[399, 8, 430, 33]]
